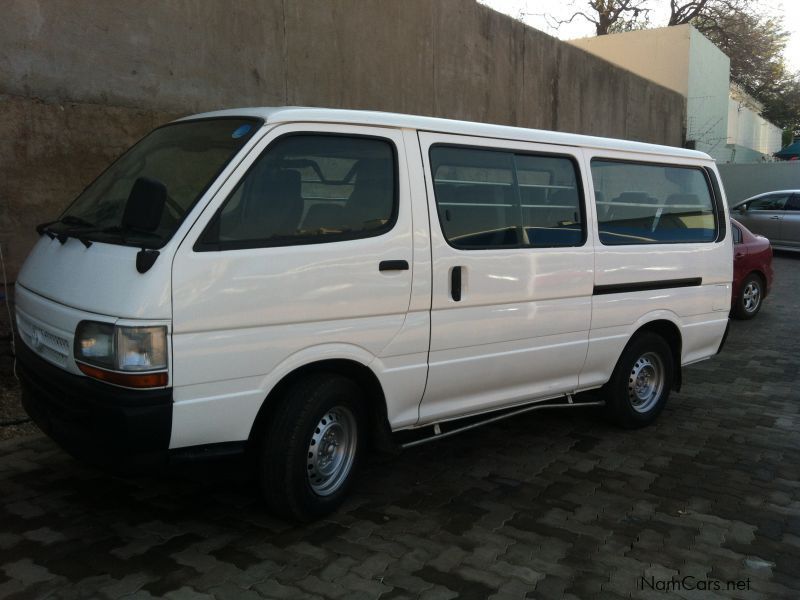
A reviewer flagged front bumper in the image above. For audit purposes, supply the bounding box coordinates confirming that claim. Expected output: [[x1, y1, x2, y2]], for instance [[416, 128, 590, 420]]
[[16, 337, 173, 467]]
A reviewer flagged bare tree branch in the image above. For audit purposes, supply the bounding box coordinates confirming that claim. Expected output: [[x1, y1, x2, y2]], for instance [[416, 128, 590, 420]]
[[669, 0, 710, 25]]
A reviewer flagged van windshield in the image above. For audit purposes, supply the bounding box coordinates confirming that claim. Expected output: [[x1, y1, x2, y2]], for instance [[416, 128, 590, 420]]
[[54, 117, 262, 248]]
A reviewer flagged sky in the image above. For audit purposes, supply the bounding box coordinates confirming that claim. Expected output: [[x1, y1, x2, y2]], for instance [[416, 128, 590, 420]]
[[479, 0, 800, 73]]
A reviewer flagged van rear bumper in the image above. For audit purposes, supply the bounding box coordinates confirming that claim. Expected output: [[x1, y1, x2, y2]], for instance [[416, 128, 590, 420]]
[[16, 338, 172, 467]]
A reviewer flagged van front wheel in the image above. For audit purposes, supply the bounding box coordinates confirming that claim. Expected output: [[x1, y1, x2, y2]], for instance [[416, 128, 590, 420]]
[[604, 332, 673, 429], [259, 373, 364, 521]]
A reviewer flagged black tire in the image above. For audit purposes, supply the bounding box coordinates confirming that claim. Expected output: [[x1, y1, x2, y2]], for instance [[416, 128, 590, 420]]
[[733, 273, 763, 320], [604, 332, 674, 429], [259, 373, 365, 521]]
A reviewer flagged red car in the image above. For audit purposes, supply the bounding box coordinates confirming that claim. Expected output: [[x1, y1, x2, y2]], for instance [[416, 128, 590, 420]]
[[731, 218, 773, 319]]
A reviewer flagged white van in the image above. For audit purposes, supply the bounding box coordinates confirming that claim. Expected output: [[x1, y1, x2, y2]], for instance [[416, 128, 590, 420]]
[[15, 108, 732, 520]]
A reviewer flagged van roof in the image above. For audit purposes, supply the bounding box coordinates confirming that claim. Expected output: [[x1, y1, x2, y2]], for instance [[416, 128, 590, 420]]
[[178, 107, 712, 161]]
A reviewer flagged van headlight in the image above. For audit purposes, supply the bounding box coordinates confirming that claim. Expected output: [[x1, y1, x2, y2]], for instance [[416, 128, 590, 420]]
[[74, 321, 168, 388]]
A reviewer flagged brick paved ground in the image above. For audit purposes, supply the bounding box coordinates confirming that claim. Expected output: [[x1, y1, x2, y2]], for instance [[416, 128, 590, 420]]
[[1, 254, 798, 599]]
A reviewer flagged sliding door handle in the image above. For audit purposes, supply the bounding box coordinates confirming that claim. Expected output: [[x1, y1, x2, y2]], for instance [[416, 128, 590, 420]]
[[379, 260, 409, 272], [451, 266, 462, 301]]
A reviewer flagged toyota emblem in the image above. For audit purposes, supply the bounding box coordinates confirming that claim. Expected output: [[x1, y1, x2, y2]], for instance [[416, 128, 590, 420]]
[[31, 329, 44, 351]]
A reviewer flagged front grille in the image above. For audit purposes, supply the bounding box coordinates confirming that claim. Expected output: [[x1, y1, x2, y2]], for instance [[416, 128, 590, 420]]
[[16, 314, 70, 368]]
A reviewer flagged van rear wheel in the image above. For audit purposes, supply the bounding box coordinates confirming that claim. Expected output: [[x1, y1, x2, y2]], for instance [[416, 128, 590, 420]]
[[259, 373, 364, 521], [604, 332, 673, 429]]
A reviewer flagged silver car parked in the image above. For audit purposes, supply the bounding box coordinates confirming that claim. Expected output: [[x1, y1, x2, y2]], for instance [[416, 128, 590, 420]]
[[732, 190, 800, 252]]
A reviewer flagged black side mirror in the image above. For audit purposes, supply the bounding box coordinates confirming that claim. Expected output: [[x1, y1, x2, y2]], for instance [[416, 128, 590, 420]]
[[737, 204, 747, 215], [122, 177, 167, 232]]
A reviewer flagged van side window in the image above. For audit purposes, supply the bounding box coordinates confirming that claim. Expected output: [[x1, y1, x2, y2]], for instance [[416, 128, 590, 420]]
[[515, 154, 583, 247], [429, 146, 584, 249], [591, 160, 717, 245], [200, 135, 397, 249]]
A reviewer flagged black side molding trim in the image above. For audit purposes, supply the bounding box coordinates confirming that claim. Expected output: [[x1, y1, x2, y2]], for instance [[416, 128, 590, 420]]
[[593, 277, 702, 296], [169, 441, 247, 463]]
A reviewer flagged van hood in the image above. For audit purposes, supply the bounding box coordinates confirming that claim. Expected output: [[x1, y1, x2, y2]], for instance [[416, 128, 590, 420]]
[[17, 236, 172, 320]]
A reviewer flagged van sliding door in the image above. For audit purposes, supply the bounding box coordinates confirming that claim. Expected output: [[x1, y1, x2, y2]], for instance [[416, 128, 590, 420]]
[[416, 132, 594, 424]]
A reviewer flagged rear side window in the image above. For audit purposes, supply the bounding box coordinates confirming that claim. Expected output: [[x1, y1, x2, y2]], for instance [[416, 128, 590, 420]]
[[430, 146, 584, 249], [199, 134, 397, 249], [591, 160, 717, 245]]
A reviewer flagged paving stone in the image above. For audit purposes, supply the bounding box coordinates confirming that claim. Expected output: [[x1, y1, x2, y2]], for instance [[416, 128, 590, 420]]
[[0, 579, 26, 598], [1, 558, 57, 585], [205, 583, 262, 600], [416, 587, 459, 600], [252, 578, 314, 599], [5, 501, 45, 519], [427, 546, 469, 572], [162, 586, 214, 600], [334, 571, 392, 597], [98, 573, 157, 599], [382, 568, 436, 595], [350, 552, 393, 579]]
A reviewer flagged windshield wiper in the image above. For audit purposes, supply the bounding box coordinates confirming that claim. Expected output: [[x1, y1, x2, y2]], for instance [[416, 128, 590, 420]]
[[36, 216, 97, 247], [36, 215, 95, 235], [97, 225, 162, 244]]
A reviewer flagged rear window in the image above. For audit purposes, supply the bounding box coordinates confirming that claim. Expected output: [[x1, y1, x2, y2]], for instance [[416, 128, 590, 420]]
[[591, 160, 717, 245]]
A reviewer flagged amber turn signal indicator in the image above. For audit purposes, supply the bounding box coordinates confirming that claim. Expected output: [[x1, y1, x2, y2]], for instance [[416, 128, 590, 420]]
[[77, 362, 168, 388]]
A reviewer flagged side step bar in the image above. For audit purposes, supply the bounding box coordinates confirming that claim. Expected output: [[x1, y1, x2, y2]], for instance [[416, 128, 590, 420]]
[[395, 394, 605, 449]]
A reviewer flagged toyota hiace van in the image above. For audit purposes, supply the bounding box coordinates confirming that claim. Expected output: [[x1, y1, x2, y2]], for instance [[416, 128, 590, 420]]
[[15, 108, 732, 520]]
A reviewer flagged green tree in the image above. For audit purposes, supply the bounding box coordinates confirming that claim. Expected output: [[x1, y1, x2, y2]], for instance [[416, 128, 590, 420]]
[[762, 77, 800, 142]]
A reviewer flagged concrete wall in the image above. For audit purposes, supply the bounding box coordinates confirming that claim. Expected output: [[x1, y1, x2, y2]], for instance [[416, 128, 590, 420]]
[[569, 25, 731, 162], [569, 26, 692, 96], [0, 0, 686, 280], [718, 162, 800, 204]]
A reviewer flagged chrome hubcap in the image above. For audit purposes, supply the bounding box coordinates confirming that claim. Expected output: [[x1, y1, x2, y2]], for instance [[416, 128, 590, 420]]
[[743, 282, 760, 313], [306, 406, 357, 496], [628, 352, 664, 413]]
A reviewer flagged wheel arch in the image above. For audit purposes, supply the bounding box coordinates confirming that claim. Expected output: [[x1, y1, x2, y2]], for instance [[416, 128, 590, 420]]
[[248, 358, 393, 453], [631, 319, 683, 391]]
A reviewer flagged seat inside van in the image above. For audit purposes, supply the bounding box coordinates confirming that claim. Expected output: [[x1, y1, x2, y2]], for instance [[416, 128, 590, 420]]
[[435, 182, 518, 247], [300, 158, 393, 233]]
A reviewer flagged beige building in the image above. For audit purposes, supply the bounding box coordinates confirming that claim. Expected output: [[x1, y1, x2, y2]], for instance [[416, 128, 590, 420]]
[[569, 24, 781, 163]]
